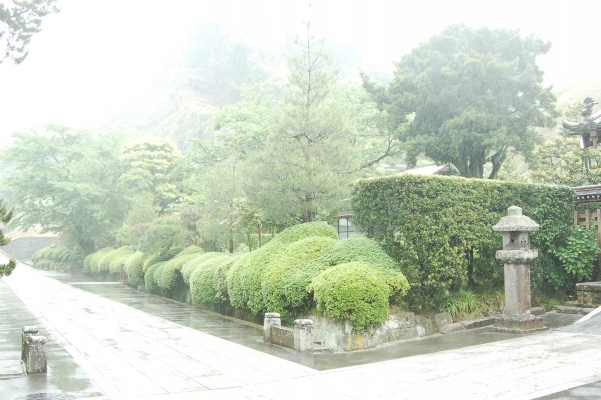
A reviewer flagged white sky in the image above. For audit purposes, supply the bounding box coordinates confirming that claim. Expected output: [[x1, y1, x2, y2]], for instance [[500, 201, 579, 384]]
[[1, 0, 600, 142]]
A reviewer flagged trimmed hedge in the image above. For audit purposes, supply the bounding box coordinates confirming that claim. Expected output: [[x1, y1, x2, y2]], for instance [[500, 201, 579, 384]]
[[269, 221, 338, 245], [87, 247, 115, 273], [262, 236, 338, 317], [181, 252, 225, 285], [189, 255, 231, 305], [143, 252, 168, 273], [227, 222, 338, 315], [309, 262, 390, 331], [32, 245, 83, 272], [227, 240, 286, 313], [153, 263, 167, 290], [316, 236, 410, 304], [352, 174, 575, 309], [145, 262, 164, 294], [214, 255, 242, 303], [98, 246, 134, 274], [176, 246, 204, 257], [158, 252, 206, 291], [125, 251, 145, 287]]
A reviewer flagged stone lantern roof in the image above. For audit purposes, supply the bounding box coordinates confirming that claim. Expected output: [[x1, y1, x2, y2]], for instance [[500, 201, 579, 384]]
[[492, 206, 539, 232]]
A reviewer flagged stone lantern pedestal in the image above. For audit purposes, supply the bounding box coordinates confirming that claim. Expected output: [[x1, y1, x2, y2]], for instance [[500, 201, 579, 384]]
[[492, 206, 547, 333]]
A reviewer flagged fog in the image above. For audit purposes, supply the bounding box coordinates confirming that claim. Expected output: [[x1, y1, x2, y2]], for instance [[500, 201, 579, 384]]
[[1, 0, 600, 142]]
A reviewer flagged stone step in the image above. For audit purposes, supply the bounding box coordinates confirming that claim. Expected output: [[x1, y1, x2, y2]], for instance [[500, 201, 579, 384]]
[[553, 305, 596, 315], [313, 344, 334, 354], [459, 317, 495, 330]]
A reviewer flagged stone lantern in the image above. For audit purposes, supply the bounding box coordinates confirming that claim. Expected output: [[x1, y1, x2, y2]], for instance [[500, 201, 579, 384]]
[[492, 206, 547, 333]]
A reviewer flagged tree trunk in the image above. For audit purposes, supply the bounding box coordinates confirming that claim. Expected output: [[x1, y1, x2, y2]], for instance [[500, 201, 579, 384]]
[[466, 247, 474, 287], [488, 148, 507, 179]]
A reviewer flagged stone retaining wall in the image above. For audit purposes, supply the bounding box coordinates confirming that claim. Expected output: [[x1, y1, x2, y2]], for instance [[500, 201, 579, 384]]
[[270, 326, 294, 349], [308, 312, 436, 351], [577, 282, 601, 306]]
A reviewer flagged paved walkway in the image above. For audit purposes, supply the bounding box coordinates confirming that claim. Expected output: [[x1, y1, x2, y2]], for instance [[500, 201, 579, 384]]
[[2, 263, 601, 399]]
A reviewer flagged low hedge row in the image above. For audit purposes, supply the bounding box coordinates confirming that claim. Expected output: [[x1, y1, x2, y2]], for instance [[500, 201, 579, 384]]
[[31, 245, 83, 272], [77, 222, 411, 331]]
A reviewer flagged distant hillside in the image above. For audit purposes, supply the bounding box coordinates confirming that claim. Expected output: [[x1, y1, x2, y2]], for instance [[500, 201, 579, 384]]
[[109, 74, 218, 153]]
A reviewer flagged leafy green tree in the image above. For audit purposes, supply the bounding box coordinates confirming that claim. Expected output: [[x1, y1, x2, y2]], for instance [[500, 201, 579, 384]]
[[0, 198, 16, 277], [2, 125, 129, 255], [119, 139, 183, 214], [0, 0, 59, 64], [363, 24, 557, 179]]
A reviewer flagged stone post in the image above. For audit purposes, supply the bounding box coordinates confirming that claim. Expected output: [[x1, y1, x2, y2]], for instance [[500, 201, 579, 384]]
[[24, 335, 47, 374], [22, 326, 39, 362], [263, 313, 281, 343], [492, 206, 547, 333], [294, 319, 313, 353]]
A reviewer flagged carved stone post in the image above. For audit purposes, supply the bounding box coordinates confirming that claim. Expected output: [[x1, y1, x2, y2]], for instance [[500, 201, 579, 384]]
[[294, 319, 313, 353], [492, 206, 547, 333], [24, 335, 47, 374], [263, 313, 281, 343], [22, 326, 39, 362]]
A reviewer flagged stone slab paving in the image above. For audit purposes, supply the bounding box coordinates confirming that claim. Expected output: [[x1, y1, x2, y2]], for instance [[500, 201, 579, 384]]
[[1, 264, 316, 399], [2, 262, 601, 399], [0, 280, 104, 399]]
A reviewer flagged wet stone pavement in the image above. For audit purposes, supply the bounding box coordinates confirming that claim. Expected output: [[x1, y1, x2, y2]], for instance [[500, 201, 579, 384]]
[[0, 281, 104, 400], [34, 270, 583, 372], [2, 264, 600, 399]]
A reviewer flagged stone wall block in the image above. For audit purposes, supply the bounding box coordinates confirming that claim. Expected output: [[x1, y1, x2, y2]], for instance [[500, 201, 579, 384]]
[[433, 313, 452, 330], [415, 315, 435, 337]]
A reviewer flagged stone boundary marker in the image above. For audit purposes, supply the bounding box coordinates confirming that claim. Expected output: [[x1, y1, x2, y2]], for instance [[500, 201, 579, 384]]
[[21, 326, 47, 374], [263, 313, 314, 352]]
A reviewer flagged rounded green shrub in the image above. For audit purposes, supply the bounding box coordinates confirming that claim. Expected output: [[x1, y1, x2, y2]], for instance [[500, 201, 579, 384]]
[[145, 262, 164, 294], [318, 237, 410, 303], [214, 255, 242, 303], [167, 245, 185, 258], [176, 246, 204, 257], [271, 222, 338, 246], [227, 222, 337, 314], [318, 236, 398, 270], [153, 263, 167, 290], [557, 226, 599, 282], [181, 252, 225, 285], [101, 246, 135, 274], [159, 253, 204, 290], [143, 251, 170, 273], [309, 262, 389, 331], [227, 240, 285, 313], [262, 236, 337, 317], [190, 255, 231, 305], [88, 247, 115, 273], [125, 251, 145, 288]]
